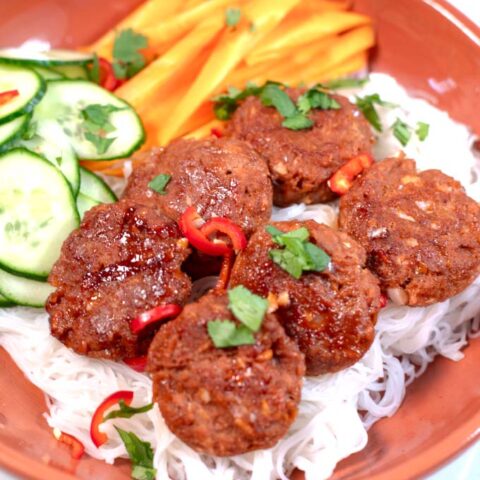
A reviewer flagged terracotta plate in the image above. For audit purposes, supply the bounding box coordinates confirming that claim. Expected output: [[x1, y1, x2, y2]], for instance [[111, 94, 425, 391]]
[[0, 1, 478, 479]]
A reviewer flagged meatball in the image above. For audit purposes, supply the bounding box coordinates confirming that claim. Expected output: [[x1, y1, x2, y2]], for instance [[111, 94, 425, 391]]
[[123, 137, 272, 238], [46, 199, 192, 360], [147, 292, 305, 456], [226, 89, 373, 206], [338, 157, 480, 306], [230, 220, 381, 375]]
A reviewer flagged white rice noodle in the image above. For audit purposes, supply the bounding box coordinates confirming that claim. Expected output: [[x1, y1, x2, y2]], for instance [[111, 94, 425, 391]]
[[1, 73, 479, 480]]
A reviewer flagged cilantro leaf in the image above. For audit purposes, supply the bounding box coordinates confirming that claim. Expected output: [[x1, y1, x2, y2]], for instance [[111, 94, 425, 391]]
[[212, 82, 262, 120], [392, 118, 412, 146], [260, 84, 297, 118], [282, 114, 313, 130], [115, 427, 156, 480], [355, 94, 396, 132], [207, 320, 255, 348], [112, 29, 148, 79], [104, 400, 153, 421], [148, 174, 171, 194], [84, 132, 116, 155], [321, 76, 369, 89], [227, 285, 268, 332], [225, 7, 241, 27], [267, 226, 331, 278], [416, 121, 429, 141]]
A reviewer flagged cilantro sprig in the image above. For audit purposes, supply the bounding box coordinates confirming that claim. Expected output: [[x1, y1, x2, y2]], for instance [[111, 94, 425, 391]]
[[391, 118, 430, 146], [81, 104, 124, 155], [320, 76, 369, 90], [266, 225, 331, 279], [355, 93, 397, 132], [148, 174, 171, 195], [116, 427, 156, 480], [225, 7, 241, 27], [207, 286, 268, 349], [212, 81, 340, 130], [104, 400, 153, 421], [112, 29, 148, 79]]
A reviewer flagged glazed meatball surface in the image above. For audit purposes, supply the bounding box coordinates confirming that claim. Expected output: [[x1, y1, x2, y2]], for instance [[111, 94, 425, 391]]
[[226, 90, 373, 206], [338, 157, 480, 306], [230, 220, 381, 375], [123, 137, 272, 237], [47, 199, 191, 360], [147, 293, 305, 457]]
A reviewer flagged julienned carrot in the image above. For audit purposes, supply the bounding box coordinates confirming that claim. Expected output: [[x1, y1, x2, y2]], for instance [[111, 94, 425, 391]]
[[158, 0, 301, 145], [115, 15, 224, 109], [87, 0, 183, 58]]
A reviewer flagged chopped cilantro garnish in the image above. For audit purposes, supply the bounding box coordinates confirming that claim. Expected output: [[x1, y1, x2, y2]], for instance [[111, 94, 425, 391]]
[[225, 7, 241, 27], [416, 121, 429, 141], [207, 320, 255, 348], [207, 286, 268, 348], [355, 93, 397, 132], [104, 400, 153, 421], [115, 427, 157, 480], [321, 76, 369, 89], [266, 225, 331, 279], [212, 82, 340, 130], [260, 84, 297, 117], [392, 118, 412, 146], [148, 174, 171, 194], [112, 29, 148, 79], [81, 104, 124, 155], [227, 285, 268, 332]]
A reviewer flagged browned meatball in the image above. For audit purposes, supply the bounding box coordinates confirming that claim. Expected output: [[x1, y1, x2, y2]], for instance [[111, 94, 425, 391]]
[[147, 292, 305, 456], [338, 157, 480, 306], [226, 90, 373, 206], [123, 137, 273, 237], [46, 199, 192, 360], [230, 220, 381, 375]]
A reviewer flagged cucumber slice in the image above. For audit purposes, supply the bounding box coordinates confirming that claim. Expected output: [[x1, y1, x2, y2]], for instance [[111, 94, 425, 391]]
[[76, 193, 101, 219], [0, 114, 31, 152], [51, 64, 89, 80], [32, 65, 65, 80], [34, 80, 145, 160], [19, 119, 80, 196], [79, 167, 117, 203], [0, 48, 93, 66], [0, 63, 46, 125], [0, 268, 53, 308], [0, 292, 14, 307], [0, 148, 79, 280]]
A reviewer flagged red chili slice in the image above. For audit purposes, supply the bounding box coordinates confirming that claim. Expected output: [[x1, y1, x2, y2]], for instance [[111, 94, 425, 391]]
[[90, 390, 134, 447], [96, 57, 121, 91], [200, 217, 247, 253], [213, 252, 233, 292], [328, 153, 374, 195], [379, 293, 388, 309], [0, 89, 19, 106], [124, 355, 148, 372], [178, 206, 231, 256], [130, 304, 182, 334], [211, 127, 223, 138], [54, 429, 85, 459]]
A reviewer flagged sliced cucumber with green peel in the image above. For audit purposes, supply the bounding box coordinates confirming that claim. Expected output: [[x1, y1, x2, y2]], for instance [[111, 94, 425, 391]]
[[0, 63, 46, 125], [0, 292, 14, 307], [19, 119, 80, 196], [0, 114, 31, 152], [0, 148, 79, 280], [0, 48, 93, 66], [32, 65, 65, 80], [34, 80, 145, 160], [52, 64, 89, 80], [0, 268, 54, 308], [76, 193, 101, 219], [79, 167, 117, 203]]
